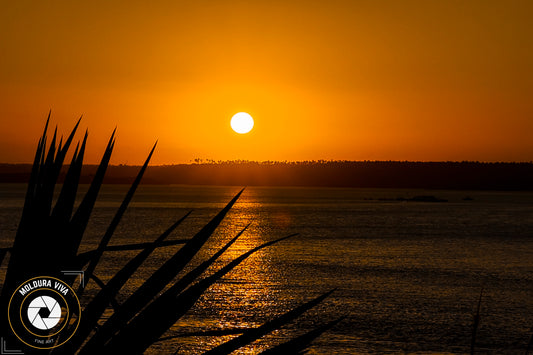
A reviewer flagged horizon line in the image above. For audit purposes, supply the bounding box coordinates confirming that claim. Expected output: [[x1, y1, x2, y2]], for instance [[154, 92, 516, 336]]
[[2, 159, 533, 166]]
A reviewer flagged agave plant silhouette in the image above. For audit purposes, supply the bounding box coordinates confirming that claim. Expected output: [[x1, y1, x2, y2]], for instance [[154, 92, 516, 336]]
[[0, 114, 339, 354]]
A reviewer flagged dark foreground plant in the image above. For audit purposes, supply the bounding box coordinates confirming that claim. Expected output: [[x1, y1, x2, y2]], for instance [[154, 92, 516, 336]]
[[0, 113, 339, 354], [470, 288, 483, 355]]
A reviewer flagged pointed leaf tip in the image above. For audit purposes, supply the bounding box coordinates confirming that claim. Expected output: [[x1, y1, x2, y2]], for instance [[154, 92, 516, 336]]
[[73, 115, 82, 130], [43, 112, 51, 138], [150, 141, 158, 154]]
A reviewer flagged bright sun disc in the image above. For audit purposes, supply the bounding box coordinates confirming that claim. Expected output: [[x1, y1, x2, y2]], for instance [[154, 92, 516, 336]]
[[230, 112, 254, 134]]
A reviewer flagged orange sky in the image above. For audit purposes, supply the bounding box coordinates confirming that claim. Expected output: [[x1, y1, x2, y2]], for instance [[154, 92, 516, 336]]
[[1, 1, 532, 164]]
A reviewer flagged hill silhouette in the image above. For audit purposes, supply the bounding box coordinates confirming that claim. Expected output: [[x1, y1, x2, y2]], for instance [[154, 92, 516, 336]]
[[1, 161, 533, 190]]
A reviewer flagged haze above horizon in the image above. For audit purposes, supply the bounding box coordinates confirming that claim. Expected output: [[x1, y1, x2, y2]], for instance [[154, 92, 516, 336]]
[[1, 1, 532, 164]]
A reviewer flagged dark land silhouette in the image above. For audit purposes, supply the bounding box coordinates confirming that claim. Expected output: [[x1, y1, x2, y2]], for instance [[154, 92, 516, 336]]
[[1, 161, 533, 190]]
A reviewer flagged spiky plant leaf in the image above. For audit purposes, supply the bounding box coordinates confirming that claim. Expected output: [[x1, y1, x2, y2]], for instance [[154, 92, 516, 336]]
[[80, 223, 250, 354], [77, 134, 149, 295], [65, 211, 191, 351], [67, 129, 116, 261], [104, 233, 296, 353], [0, 237, 190, 269], [86, 189, 244, 348], [471, 288, 483, 355], [20, 111, 49, 219], [157, 328, 249, 341], [1, 115, 49, 296], [89, 274, 121, 311], [1, 115, 81, 302], [0, 248, 7, 268], [258, 317, 344, 355], [76, 238, 191, 264], [51, 130, 87, 223], [203, 289, 336, 355]]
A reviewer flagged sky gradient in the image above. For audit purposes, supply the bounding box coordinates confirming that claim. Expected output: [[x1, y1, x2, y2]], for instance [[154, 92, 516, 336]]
[[1, 0, 532, 164]]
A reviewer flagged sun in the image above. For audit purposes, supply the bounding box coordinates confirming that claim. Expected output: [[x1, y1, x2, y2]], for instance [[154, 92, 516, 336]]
[[230, 112, 254, 134]]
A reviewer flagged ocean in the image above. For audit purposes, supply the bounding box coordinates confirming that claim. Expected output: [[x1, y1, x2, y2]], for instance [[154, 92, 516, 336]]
[[1, 184, 532, 354]]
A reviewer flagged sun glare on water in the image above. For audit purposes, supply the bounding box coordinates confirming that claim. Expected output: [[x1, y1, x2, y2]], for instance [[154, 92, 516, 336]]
[[230, 112, 254, 134]]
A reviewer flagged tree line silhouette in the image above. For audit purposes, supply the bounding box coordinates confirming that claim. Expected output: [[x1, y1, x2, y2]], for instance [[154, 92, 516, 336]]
[[1, 161, 533, 190]]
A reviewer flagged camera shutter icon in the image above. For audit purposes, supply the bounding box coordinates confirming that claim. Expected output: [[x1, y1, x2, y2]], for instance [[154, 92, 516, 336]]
[[27, 296, 62, 330]]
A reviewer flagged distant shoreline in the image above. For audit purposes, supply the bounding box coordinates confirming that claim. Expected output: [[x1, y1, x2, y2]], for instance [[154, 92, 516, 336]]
[[1, 161, 533, 190]]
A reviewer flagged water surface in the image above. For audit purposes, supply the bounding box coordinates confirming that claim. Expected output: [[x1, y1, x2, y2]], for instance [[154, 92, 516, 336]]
[[1, 184, 532, 353]]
